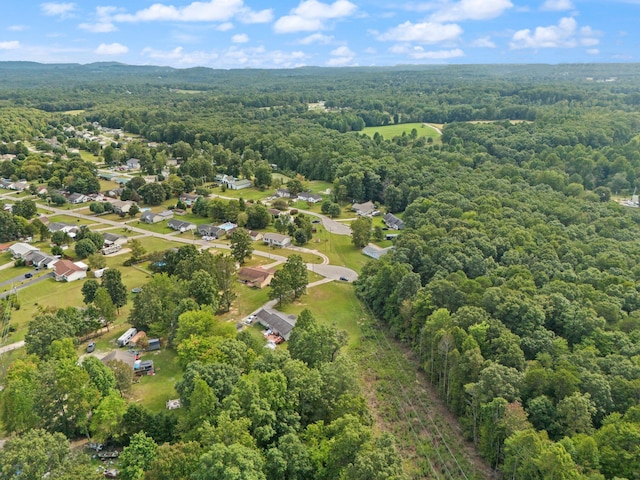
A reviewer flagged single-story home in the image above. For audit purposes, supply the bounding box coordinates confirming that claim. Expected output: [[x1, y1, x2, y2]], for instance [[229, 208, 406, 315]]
[[383, 213, 405, 230], [263, 233, 291, 248], [352, 201, 377, 217], [140, 210, 173, 224], [53, 259, 88, 282], [168, 219, 196, 233], [238, 266, 275, 289], [298, 191, 322, 203], [179, 193, 201, 207], [275, 188, 292, 198], [248, 230, 263, 241], [197, 224, 225, 238], [23, 250, 58, 269], [255, 308, 297, 341], [228, 179, 252, 190], [67, 193, 89, 204], [111, 200, 135, 215], [103, 232, 128, 246], [362, 245, 394, 260], [126, 158, 141, 169], [9, 242, 39, 260]]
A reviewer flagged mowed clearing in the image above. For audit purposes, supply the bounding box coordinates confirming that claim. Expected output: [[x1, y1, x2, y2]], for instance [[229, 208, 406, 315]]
[[362, 122, 441, 142]]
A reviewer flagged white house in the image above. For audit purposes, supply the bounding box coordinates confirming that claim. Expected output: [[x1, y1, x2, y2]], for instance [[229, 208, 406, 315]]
[[298, 191, 322, 203], [352, 201, 377, 217], [53, 259, 87, 282], [67, 193, 88, 204], [141, 210, 173, 224], [263, 233, 291, 248], [229, 179, 252, 190], [8, 243, 39, 260], [126, 158, 141, 169], [168, 219, 197, 233]]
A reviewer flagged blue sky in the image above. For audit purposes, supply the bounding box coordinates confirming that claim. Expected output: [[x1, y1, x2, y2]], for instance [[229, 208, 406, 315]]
[[0, 1, 638, 68]]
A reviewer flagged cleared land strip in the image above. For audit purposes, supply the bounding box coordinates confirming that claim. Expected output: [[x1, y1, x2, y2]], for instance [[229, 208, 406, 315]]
[[355, 321, 495, 480]]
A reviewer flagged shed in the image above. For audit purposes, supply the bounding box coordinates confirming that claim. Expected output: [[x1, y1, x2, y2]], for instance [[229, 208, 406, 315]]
[[147, 338, 161, 351]]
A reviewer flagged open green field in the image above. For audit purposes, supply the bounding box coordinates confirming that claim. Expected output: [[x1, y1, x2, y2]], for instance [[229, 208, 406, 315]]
[[217, 284, 271, 323], [0, 265, 33, 286], [100, 179, 122, 191], [311, 226, 371, 273], [46, 214, 93, 226], [130, 220, 175, 235], [129, 348, 183, 413], [252, 244, 324, 264], [0, 252, 14, 266], [362, 122, 441, 142], [280, 281, 365, 346], [79, 150, 100, 163], [214, 187, 269, 202]]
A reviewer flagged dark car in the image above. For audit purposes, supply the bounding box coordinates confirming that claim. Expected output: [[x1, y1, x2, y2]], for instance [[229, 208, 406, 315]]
[[25, 272, 33, 278], [87, 342, 96, 353], [339, 276, 349, 282]]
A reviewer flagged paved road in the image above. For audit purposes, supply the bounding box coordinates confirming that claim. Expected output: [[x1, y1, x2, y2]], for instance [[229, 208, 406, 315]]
[[307, 264, 358, 282], [0, 272, 54, 299], [0, 340, 25, 355]]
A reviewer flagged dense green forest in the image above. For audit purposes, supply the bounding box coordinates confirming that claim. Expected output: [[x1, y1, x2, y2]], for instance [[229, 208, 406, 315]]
[[2, 62, 640, 478]]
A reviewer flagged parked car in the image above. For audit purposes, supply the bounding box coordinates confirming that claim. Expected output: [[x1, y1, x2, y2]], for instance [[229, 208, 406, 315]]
[[25, 272, 33, 278], [339, 276, 349, 282], [87, 342, 96, 353]]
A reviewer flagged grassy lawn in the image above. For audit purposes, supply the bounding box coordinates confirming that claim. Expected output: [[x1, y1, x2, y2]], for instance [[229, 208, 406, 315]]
[[307, 180, 333, 194], [280, 281, 365, 346], [0, 265, 32, 285], [129, 348, 183, 413], [46, 214, 93, 226], [311, 226, 371, 273], [131, 236, 183, 253], [130, 221, 174, 235], [217, 285, 271, 323], [215, 187, 270, 202], [0, 252, 14, 266], [79, 150, 100, 163], [252, 244, 325, 264], [100, 179, 122, 191], [362, 122, 441, 142]]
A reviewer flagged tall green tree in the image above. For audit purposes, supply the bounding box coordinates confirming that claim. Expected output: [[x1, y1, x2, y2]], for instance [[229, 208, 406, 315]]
[[230, 228, 253, 265], [101, 268, 127, 314], [351, 217, 372, 248]]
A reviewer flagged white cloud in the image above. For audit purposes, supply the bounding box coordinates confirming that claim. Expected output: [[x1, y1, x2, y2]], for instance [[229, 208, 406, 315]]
[[8, 25, 29, 32], [364, 47, 376, 54], [378, 21, 462, 44], [409, 47, 465, 59], [113, 1, 272, 24], [232, 33, 249, 43], [79, 6, 119, 33], [41, 2, 76, 17], [540, 0, 574, 11], [510, 17, 600, 49], [274, 0, 357, 33], [0, 41, 20, 50], [141, 45, 307, 68], [327, 45, 355, 66], [587, 48, 599, 55], [95, 42, 128, 55], [471, 36, 496, 48], [79, 22, 117, 33], [217, 22, 234, 31], [429, 0, 512, 22], [298, 33, 334, 44]]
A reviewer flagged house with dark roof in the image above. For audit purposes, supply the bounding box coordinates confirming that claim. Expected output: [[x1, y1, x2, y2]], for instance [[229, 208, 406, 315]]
[[140, 210, 173, 224], [275, 188, 291, 198], [352, 201, 377, 217], [126, 158, 141, 169], [23, 250, 58, 269], [238, 266, 275, 289], [103, 232, 128, 246], [197, 224, 225, 238], [255, 308, 297, 341], [67, 192, 88, 204], [168, 219, 196, 233], [383, 213, 405, 230], [179, 193, 201, 206]]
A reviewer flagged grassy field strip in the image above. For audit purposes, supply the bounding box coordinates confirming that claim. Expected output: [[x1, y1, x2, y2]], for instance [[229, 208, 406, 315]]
[[356, 322, 492, 480]]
